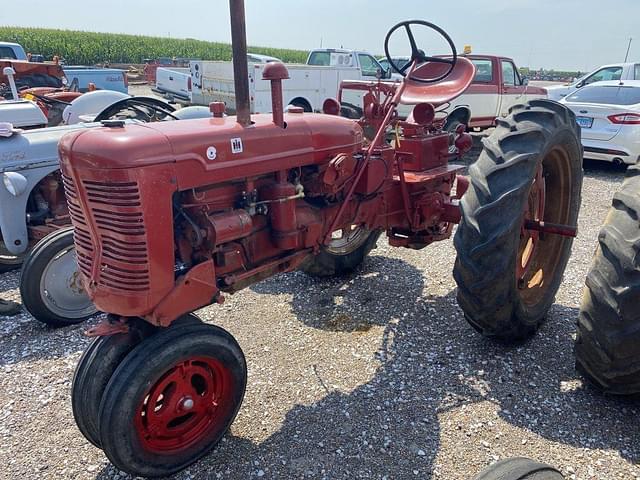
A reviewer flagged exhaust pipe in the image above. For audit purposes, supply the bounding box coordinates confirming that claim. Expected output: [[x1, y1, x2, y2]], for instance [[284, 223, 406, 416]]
[[229, 0, 252, 127], [3, 67, 19, 100]]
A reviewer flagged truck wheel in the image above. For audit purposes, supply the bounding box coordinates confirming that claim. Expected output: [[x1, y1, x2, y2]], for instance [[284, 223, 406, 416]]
[[575, 166, 640, 394], [98, 322, 246, 478], [289, 98, 312, 113], [72, 314, 201, 448], [472, 458, 564, 480], [454, 100, 582, 343], [19, 227, 98, 327], [0, 238, 24, 273], [302, 226, 381, 277]]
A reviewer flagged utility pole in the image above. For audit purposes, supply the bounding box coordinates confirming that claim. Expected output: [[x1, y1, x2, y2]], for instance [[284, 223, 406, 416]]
[[624, 37, 633, 62]]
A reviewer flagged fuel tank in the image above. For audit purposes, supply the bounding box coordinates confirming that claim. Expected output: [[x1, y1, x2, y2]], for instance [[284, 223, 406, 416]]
[[58, 112, 364, 318]]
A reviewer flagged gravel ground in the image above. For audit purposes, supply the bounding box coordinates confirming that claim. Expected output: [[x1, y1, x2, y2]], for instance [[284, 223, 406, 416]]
[[1, 143, 639, 479]]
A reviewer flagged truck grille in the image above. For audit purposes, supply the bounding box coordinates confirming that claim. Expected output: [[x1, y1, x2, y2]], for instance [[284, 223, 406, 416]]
[[62, 174, 150, 293]]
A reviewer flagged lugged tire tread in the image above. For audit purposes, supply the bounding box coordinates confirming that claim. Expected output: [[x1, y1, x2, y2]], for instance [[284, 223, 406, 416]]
[[576, 166, 640, 394], [454, 100, 582, 342]]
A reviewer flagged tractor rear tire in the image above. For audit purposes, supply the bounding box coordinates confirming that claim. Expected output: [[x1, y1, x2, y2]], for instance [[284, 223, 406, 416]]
[[454, 100, 583, 343], [575, 166, 640, 394], [20, 227, 97, 327], [302, 227, 381, 277], [472, 458, 564, 480]]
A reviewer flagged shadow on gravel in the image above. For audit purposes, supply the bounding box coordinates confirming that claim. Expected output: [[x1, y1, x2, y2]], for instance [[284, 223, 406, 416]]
[[251, 255, 424, 332], [582, 158, 629, 176], [94, 254, 639, 479], [0, 269, 98, 367]]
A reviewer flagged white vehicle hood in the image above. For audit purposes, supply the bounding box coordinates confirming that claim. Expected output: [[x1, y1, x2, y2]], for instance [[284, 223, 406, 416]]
[[545, 84, 575, 100]]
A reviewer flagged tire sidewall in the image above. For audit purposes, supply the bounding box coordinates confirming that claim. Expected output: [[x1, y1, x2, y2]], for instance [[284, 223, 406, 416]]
[[20, 227, 96, 326], [99, 325, 247, 477]]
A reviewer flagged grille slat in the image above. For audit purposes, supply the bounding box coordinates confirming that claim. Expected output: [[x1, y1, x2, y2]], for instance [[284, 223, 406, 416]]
[[63, 174, 150, 293]]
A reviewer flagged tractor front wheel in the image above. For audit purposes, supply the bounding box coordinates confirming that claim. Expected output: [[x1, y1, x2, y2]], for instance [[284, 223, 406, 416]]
[[72, 314, 202, 448], [575, 166, 640, 394], [98, 322, 246, 478], [454, 100, 583, 343], [20, 227, 98, 327], [302, 226, 381, 277]]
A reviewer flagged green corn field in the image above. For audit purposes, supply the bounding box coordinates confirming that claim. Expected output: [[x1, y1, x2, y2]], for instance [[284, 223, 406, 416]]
[[0, 27, 309, 65]]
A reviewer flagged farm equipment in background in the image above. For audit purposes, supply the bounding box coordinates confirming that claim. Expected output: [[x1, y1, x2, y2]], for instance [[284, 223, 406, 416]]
[[0, 60, 82, 127], [60, 0, 582, 476], [575, 164, 640, 394], [0, 98, 213, 327]]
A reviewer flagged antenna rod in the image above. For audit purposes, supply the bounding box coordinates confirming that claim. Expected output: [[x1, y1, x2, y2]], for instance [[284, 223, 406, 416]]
[[229, 0, 252, 127], [624, 37, 633, 63]]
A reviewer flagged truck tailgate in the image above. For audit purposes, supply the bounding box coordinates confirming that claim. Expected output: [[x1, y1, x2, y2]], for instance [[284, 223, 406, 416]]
[[155, 67, 191, 100]]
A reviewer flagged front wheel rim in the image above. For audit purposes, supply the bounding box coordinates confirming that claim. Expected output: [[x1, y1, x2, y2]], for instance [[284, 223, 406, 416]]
[[135, 357, 233, 453], [39, 246, 96, 318]]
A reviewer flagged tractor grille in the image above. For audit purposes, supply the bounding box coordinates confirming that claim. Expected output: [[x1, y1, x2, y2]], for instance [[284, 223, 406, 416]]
[[62, 174, 150, 293]]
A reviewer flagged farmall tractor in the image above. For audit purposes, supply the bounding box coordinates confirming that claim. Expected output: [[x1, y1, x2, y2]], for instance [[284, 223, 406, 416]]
[[59, 1, 583, 477]]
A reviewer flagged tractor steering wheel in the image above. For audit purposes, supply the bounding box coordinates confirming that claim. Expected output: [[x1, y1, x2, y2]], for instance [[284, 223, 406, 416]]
[[384, 20, 457, 84]]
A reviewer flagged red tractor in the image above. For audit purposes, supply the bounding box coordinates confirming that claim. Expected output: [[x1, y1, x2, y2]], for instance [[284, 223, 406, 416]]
[[60, 1, 583, 477]]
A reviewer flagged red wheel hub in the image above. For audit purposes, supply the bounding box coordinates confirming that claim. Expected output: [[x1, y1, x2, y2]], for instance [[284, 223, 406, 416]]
[[517, 164, 546, 287], [134, 357, 233, 453]]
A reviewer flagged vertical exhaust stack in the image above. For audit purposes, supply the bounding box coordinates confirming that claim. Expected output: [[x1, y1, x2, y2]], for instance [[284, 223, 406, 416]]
[[229, 0, 252, 127], [262, 62, 290, 128]]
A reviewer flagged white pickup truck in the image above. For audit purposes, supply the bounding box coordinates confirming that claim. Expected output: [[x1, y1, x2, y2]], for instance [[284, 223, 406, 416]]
[[546, 62, 640, 101], [190, 48, 389, 112], [154, 67, 192, 102]]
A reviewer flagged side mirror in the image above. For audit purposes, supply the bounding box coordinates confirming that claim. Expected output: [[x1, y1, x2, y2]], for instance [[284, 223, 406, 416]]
[[522, 77, 529, 86], [576, 80, 585, 88]]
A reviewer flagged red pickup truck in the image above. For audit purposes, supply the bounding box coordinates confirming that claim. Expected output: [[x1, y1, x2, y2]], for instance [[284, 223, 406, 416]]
[[442, 55, 547, 130]]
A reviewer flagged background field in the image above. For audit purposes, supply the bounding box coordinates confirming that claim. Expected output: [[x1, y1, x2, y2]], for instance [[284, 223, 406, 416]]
[[0, 26, 309, 65]]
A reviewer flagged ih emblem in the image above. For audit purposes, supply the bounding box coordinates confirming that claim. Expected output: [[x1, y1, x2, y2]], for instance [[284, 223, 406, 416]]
[[230, 137, 243, 154]]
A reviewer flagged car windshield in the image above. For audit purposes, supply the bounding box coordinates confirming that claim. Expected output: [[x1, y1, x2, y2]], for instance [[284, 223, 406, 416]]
[[566, 85, 640, 105]]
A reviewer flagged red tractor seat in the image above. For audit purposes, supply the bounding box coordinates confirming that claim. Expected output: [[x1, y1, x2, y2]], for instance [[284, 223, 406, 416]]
[[400, 57, 476, 107]]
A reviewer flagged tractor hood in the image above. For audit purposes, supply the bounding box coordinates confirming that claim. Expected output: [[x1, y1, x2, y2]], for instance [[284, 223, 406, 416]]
[[60, 112, 364, 189], [0, 122, 99, 173]]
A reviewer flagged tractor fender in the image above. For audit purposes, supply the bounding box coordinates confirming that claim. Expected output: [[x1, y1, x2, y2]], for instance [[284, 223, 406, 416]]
[[446, 105, 471, 127], [0, 163, 59, 255], [62, 90, 130, 125]]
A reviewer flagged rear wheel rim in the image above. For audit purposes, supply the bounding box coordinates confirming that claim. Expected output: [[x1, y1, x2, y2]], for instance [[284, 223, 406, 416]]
[[517, 163, 545, 285], [39, 245, 96, 318], [516, 146, 573, 308], [135, 356, 233, 453], [325, 225, 370, 255]]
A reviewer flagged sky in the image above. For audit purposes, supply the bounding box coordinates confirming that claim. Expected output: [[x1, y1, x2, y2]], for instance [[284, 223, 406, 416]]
[[1, 0, 638, 72]]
